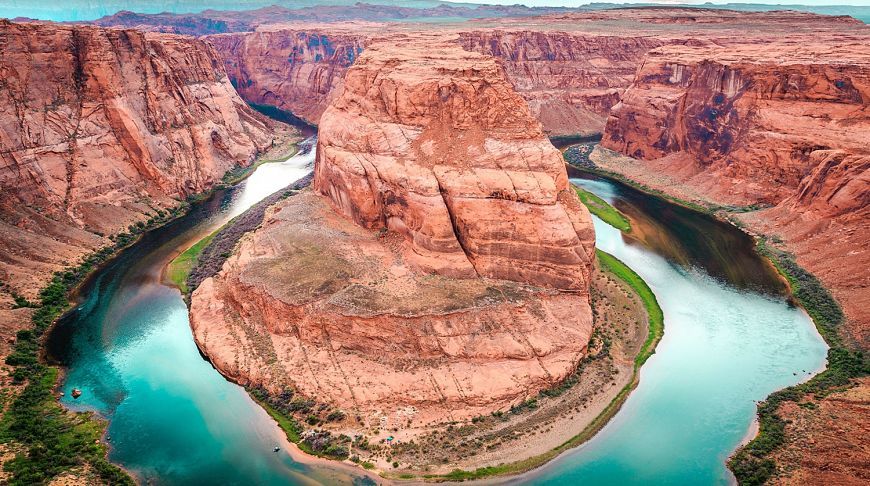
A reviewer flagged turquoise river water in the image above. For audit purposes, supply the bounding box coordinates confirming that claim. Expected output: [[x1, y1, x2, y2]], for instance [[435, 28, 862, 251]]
[[45, 151, 827, 484]]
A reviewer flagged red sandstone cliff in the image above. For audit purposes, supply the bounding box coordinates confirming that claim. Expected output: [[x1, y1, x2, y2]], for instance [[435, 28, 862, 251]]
[[207, 28, 367, 125], [0, 20, 278, 300], [315, 36, 596, 290], [189, 37, 596, 426], [599, 40, 870, 347], [207, 26, 668, 136], [88, 3, 578, 36], [602, 43, 870, 208], [457, 31, 667, 137], [202, 10, 857, 138]]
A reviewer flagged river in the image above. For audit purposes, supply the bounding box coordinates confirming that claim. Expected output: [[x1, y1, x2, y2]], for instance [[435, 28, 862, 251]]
[[508, 173, 827, 485], [44, 150, 827, 484], [47, 145, 369, 485]]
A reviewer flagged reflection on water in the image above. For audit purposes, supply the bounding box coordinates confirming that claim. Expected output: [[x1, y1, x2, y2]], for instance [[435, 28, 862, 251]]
[[45, 144, 371, 485], [569, 169, 787, 294], [503, 173, 827, 485]]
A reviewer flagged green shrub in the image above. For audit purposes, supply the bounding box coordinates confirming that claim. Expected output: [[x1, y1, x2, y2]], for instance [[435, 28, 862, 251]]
[[573, 186, 631, 232], [729, 241, 868, 484]]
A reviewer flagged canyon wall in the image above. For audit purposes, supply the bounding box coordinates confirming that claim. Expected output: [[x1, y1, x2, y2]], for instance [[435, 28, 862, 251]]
[[190, 37, 596, 426], [602, 43, 870, 208], [208, 27, 671, 136], [88, 3, 577, 36], [207, 29, 368, 125], [599, 40, 870, 347], [203, 10, 850, 137], [0, 20, 278, 299], [457, 31, 667, 136]]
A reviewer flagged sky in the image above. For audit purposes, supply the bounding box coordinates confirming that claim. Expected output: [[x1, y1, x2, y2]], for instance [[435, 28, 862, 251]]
[[461, 1, 870, 5]]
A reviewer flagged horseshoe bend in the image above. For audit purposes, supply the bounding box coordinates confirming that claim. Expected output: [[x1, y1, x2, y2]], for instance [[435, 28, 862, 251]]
[[189, 37, 603, 445], [0, 3, 868, 486]]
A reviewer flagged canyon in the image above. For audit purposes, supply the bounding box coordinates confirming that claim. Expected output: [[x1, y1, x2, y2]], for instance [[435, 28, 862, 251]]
[[189, 37, 597, 429], [204, 22, 662, 136], [201, 9, 867, 336], [202, 9, 868, 138], [209, 28, 367, 125], [198, 6, 869, 350], [0, 20, 283, 354], [85, 3, 576, 36], [0, 5, 866, 485], [598, 34, 870, 349], [191, 9, 868, 482]]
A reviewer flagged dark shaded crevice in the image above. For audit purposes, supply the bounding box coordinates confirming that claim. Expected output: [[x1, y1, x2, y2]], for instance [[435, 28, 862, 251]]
[[434, 175, 479, 277]]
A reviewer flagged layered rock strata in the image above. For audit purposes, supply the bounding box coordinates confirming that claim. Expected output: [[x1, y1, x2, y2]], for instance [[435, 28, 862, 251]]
[[314, 37, 596, 290], [191, 192, 593, 425], [207, 28, 368, 124], [599, 40, 870, 346], [190, 38, 596, 425], [204, 10, 863, 136], [0, 20, 277, 300], [457, 31, 666, 137], [602, 43, 870, 208], [207, 25, 668, 135], [88, 3, 577, 36]]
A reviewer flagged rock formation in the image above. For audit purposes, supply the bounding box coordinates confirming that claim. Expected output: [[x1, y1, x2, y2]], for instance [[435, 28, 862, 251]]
[[0, 20, 277, 299], [602, 42, 870, 207], [768, 376, 870, 485], [314, 36, 596, 289], [457, 31, 666, 137], [190, 37, 596, 426], [89, 3, 578, 37], [207, 25, 670, 136], [599, 39, 870, 346], [208, 28, 367, 124], [203, 10, 862, 137]]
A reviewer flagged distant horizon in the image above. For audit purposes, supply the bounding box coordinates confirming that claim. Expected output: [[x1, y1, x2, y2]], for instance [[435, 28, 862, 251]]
[[466, 0, 870, 7], [2, 0, 869, 23], [465, 1, 870, 6]]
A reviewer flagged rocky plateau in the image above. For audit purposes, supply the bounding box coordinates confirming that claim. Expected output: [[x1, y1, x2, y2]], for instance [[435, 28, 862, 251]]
[[193, 10, 870, 481], [200, 9, 867, 137], [197, 8, 869, 347]]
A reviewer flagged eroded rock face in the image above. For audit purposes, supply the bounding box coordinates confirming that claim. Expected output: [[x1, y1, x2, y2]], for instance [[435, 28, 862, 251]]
[[314, 37, 596, 291], [204, 10, 857, 138], [89, 3, 580, 37], [190, 37, 595, 425], [208, 26, 669, 136], [0, 20, 276, 298], [598, 40, 870, 347], [207, 29, 367, 124], [457, 31, 666, 136], [602, 43, 870, 209], [769, 376, 870, 486]]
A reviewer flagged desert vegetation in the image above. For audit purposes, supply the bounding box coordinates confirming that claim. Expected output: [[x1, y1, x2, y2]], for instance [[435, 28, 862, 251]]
[[728, 241, 868, 485], [0, 207, 188, 484], [180, 173, 313, 296], [382, 249, 662, 481], [573, 186, 631, 232]]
